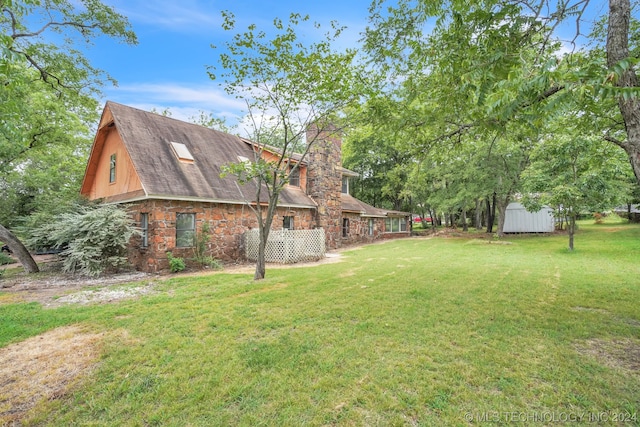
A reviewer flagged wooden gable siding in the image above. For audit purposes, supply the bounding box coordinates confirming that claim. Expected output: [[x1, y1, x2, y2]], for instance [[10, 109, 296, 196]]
[[83, 126, 143, 201], [257, 149, 308, 192]]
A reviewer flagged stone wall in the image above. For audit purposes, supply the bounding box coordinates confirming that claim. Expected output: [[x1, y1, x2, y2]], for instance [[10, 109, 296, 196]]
[[306, 124, 343, 249], [341, 213, 384, 246], [126, 199, 314, 272]]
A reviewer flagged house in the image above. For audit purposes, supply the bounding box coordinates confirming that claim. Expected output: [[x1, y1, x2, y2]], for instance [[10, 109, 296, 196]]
[[80, 102, 410, 272], [503, 202, 555, 233]]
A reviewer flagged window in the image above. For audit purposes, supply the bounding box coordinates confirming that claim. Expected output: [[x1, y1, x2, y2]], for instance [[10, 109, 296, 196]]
[[176, 213, 195, 247], [283, 216, 294, 230], [385, 217, 407, 233], [342, 218, 349, 237], [289, 167, 300, 187], [342, 176, 349, 194], [368, 218, 374, 236], [170, 141, 194, 163], [140, 213, 149, 248], [109, 154, 116, 183]]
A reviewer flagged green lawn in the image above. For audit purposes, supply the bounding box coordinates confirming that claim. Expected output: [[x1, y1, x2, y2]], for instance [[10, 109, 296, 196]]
[[2, 219, 640, 426]]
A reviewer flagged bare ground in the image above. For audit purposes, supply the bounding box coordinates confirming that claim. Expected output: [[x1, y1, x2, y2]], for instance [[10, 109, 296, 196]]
[[0, 326, 105, 425]]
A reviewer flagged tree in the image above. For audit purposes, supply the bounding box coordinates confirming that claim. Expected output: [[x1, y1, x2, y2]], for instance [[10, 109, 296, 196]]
[[210, 12, 361, 280], [362, 0, 640, 187], [606, 0, 640, 184], [522, 118, 633, 250], [0, 0, 136, 272], [343, 123, 413, 211]]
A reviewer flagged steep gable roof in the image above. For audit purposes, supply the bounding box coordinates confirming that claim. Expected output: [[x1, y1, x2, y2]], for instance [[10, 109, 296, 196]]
[[82, 101, 316, 208]]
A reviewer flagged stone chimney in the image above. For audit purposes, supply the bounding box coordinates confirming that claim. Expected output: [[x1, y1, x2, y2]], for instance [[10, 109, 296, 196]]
[[306, 123, 343, 249]]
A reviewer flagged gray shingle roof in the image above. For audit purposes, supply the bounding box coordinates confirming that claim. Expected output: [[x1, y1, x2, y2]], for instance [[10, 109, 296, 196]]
[[106, 101, 316, 208]]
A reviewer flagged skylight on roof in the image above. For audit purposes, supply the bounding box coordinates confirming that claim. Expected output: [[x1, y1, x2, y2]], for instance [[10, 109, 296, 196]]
[[170, 141, 194, 163]]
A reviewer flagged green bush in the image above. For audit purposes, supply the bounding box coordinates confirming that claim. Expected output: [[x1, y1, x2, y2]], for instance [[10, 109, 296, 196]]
[[0, 251, 13, 266], [191, 222, 222, 269], [166, 252, 186, 273], [27, 204, 139, 277]]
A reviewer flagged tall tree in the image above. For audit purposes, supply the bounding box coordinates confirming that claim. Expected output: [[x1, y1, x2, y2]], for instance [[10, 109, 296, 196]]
[[606, 0, 640, 183], [522, 117, 633, 250], [0, 0, 136, 272], [210, 12, 361, 280], [363, 0, 640, 186]]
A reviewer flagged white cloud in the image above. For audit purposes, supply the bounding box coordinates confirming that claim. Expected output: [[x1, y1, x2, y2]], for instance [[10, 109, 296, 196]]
[[103, 82, 246, 124], [112, 0, 219, 33]]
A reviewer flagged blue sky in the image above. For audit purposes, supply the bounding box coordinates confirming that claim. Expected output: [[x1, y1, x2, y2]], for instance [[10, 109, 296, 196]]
[[81, 0, 609, 126], [86, 0, 373, 124]]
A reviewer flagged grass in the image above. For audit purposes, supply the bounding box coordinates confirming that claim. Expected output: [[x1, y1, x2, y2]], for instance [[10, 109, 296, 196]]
[[2, 218, 640, 425]]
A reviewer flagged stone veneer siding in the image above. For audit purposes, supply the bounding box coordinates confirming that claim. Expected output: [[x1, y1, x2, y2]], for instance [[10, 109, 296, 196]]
[[341, 213, 384, 245], [306, 127, 343, 249], [126, 199, 314, 272]]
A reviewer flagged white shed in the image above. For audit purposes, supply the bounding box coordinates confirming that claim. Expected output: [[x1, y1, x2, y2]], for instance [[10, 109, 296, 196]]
[[503, 202, 555, 233]]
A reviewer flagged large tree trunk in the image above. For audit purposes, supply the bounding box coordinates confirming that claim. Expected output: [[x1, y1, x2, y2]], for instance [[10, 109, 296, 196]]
[[568, 213, 577, 251], [0, 224, 39, 273], [486, 193, 497, 233], [607, 0, 640, 185], [475, 199, 483, 230], [495, 195, 510, 237]]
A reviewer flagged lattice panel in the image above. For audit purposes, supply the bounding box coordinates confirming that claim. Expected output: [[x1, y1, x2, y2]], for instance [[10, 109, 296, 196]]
[[245, 228, 326, 264]]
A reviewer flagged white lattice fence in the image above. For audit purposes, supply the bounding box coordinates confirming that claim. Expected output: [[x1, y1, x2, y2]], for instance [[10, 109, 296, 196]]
[[245, 228, 325, 264]]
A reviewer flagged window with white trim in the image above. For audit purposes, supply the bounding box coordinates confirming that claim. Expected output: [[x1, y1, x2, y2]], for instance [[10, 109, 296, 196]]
[[176, 213, 195, 247], [385, 217, 407, 233]]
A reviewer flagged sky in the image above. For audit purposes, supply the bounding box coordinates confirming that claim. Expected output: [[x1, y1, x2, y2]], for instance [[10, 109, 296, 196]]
[[85, 0, 374, 125], [71, 0, 610, 128]]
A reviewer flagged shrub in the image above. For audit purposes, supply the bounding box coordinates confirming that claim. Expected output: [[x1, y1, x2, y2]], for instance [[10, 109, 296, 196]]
[[0, 251, 13, 266], [593, 212, 604, 224], [166, 252, 186, 273], [192, 222, 222, 270], [27, 204, 139, 277]]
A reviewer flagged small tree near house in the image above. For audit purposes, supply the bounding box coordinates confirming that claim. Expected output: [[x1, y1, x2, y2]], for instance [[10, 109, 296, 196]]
[[211, 11, 362, 280]]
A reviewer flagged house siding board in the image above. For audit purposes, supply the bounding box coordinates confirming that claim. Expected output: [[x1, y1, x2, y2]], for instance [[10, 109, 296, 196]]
[[85, 127, 143, 200], [503, 202, 555, 233]]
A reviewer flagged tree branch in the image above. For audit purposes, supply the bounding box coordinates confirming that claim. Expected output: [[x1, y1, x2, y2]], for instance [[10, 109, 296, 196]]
[[604, 134, 629, 150]]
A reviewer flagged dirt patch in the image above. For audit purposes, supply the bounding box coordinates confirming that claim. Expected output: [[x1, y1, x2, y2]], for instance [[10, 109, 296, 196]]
[[0, 252, 345, 307], [576, 338, 640, 374], [0, 325, 104, 425], [1, 271, 153, 308]]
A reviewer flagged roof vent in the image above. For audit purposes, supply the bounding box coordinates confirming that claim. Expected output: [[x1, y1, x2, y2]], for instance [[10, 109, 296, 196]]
[[170, 141, 194, 163]]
